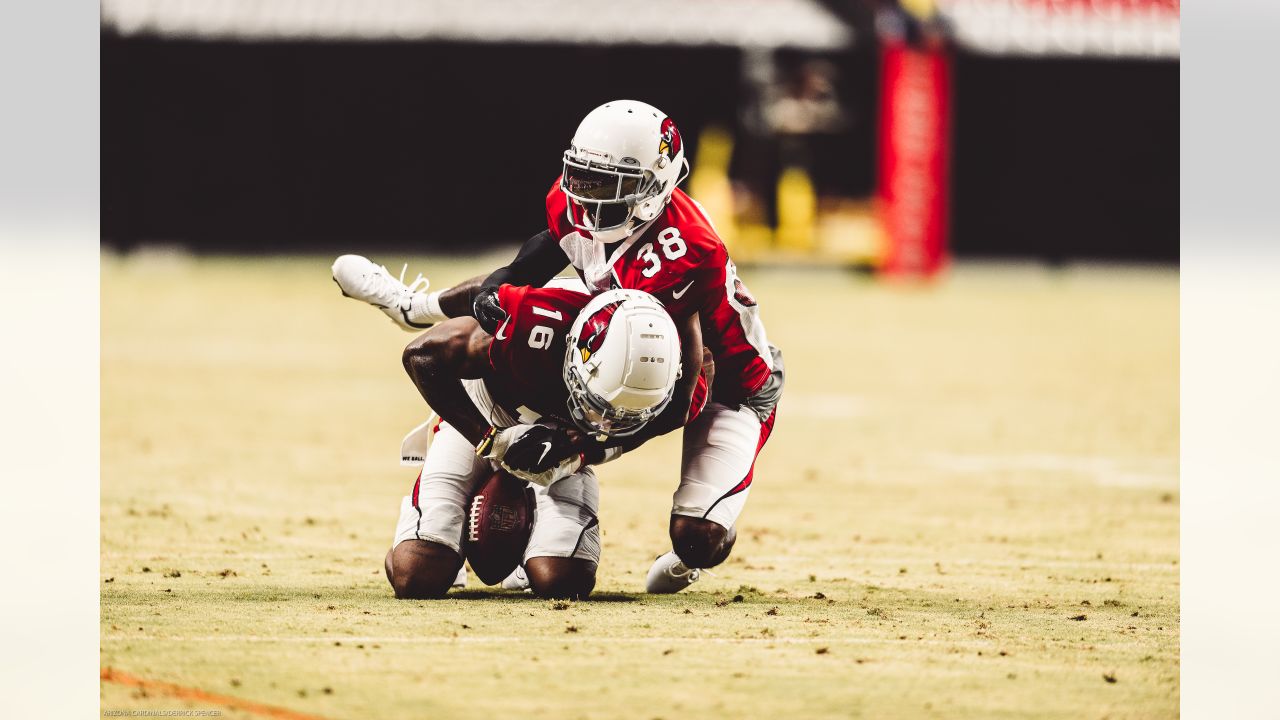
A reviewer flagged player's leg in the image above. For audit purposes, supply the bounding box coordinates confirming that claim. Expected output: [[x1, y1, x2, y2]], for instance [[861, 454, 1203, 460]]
[[331, 255, 483, 332], [647, 401, 777, 593], [524, 558, 596, 599], [386, 539, 463, 599], [518, 467, 602, 599], [669, 515, 738, 569], [387, 424, 487, 599], [673, 402, 773, 565]]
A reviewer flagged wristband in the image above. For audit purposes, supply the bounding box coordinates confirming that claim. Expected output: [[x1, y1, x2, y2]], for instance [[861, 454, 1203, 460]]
[[475, 426, 497, 457]]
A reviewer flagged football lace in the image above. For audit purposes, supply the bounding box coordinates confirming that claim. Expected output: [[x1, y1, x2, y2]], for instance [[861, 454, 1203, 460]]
[[468, 494, 485, 543]]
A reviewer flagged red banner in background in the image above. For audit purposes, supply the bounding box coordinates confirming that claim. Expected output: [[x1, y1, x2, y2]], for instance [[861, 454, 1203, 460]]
[[876, 42, 952, 278]]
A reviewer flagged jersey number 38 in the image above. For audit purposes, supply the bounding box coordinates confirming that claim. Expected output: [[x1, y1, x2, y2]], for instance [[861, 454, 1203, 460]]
[[638, 228, 687, 278]]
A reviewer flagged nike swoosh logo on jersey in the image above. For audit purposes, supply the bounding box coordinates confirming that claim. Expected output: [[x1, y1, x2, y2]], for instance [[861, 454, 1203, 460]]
[[495, 318, 511, 340], [672, 281, 695, 300], [538, 441, 552, 465]]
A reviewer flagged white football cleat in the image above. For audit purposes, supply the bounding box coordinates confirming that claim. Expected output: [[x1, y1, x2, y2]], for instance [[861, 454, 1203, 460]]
[[501, 565, 531, 592], [331, 254, 436, 331], [452, 564, 467, 589], [645, 551, 701, 594]]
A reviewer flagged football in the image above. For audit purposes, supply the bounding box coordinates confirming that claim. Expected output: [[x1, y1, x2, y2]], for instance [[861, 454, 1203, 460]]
[[463, 467, 536, 585]]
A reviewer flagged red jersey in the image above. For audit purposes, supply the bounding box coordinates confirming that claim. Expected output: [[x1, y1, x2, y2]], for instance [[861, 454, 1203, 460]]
[[546, 180, 775, 403], [485, 284, 708, 427]]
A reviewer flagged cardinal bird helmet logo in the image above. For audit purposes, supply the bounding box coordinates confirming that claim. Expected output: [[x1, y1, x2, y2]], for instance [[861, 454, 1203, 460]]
[[658, 117, 682, 161], [576, 300, 625, 363]]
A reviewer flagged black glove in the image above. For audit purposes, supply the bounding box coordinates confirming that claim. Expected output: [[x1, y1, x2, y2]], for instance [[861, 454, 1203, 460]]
[[473, 286, 509, 335], [501, 424, 579, 474]]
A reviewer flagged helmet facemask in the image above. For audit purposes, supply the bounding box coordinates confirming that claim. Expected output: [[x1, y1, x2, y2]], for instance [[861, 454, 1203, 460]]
[[562, 150, 664, 240]]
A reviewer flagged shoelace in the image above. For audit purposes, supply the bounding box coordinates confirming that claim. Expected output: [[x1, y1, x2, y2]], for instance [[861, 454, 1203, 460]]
[[398, 263, 430, 294], [363, 263, 429, 304], [668, 561, 701, 582]]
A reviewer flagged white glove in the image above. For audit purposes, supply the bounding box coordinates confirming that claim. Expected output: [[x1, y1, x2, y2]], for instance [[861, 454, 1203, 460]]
[[503, 453, 583, 488]]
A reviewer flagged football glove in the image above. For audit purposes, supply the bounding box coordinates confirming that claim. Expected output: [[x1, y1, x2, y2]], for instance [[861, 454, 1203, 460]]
[[504, 453, 583, 488], [476, 424, 576, 474], [502, 424, 579, 473], [473, 286, 509, 335]]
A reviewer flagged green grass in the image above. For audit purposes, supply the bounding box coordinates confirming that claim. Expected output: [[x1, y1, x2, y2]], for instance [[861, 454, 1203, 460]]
[[102, 252, 1178, 719]]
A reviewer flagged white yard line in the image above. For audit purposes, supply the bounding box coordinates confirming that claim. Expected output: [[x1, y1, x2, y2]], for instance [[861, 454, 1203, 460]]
[[103, 635, 995, 647], [100, 556, 1178, 571]]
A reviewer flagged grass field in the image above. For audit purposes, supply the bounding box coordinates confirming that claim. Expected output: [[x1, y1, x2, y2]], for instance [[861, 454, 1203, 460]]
[[101, 251, 1179, 719]]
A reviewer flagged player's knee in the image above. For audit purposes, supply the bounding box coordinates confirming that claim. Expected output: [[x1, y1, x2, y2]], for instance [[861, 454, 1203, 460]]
[[403, 329, 470, 383], [401, 338, 432, 379], [670, 515, 736, 569], [524, 557, 597, 600], [387, 540, 461, 599]]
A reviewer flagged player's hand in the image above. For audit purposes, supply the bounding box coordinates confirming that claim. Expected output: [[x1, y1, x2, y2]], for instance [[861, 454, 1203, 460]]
[[504, 453, 583, 488], [473, 286, 509, 335], [501, 424, 579, 473], [475, 423, 576, 473], [475, 424, 534, 464]]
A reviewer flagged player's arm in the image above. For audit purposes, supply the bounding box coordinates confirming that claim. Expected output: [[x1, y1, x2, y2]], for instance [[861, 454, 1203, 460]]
[[423, 230, 571, 332], [634, 310, 705, 439], [580, 311, 706, 463], [403, 312, 582, 485], [401, 318, 495, 446]]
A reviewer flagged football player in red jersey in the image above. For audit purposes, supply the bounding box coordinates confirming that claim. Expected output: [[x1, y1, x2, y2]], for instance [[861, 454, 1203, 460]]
[[334, 99, 782, 594], [385, 283, 707, 599]]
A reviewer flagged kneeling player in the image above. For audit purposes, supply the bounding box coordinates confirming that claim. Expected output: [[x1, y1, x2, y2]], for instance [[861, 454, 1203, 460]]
[[336, 101, 782, 595], [387, 284, 706, 599]]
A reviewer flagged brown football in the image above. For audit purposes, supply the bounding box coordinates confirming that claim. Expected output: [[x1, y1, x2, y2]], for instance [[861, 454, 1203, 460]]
[[463, 468, 536, 586]]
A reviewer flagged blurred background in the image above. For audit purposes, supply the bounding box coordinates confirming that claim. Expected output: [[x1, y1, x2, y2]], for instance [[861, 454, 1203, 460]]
[[100, 0, 1179, 273]]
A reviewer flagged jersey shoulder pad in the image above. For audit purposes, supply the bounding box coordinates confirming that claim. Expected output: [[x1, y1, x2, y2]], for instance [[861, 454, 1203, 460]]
[[663, 189, 727, 263], [495, 284, 587, 350], [490, 284, 577, 375], [545, 177, 574, 240], [520, 285, 592, 317], [497, 283, 531, 319]]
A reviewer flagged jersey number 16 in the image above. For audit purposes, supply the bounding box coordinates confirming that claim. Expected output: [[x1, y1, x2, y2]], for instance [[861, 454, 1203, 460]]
[[528, 305, 564, 350]]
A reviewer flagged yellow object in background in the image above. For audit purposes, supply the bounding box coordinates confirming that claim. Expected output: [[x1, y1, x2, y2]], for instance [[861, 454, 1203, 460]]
[[775, 165, 817, 253], [687, 126, 738, 248], [899, 0, 937, 21], [688, 127, 879, 267]]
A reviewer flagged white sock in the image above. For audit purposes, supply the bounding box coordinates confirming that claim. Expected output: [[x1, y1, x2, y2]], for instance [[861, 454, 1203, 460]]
[[408, 289, 450, 325]]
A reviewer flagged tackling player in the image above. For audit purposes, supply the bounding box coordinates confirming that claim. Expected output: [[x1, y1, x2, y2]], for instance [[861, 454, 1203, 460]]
[[335, 99, 781, 594], [385, 284, 706, 599]]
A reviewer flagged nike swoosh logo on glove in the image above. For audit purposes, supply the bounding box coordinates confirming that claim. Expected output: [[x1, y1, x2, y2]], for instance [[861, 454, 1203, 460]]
[[537, 441, 552, 465]]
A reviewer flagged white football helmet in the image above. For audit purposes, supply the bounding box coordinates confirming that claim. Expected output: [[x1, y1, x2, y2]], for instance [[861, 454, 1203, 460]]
[[561, 100, 690, 243], [563, 289, 682, 439]]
